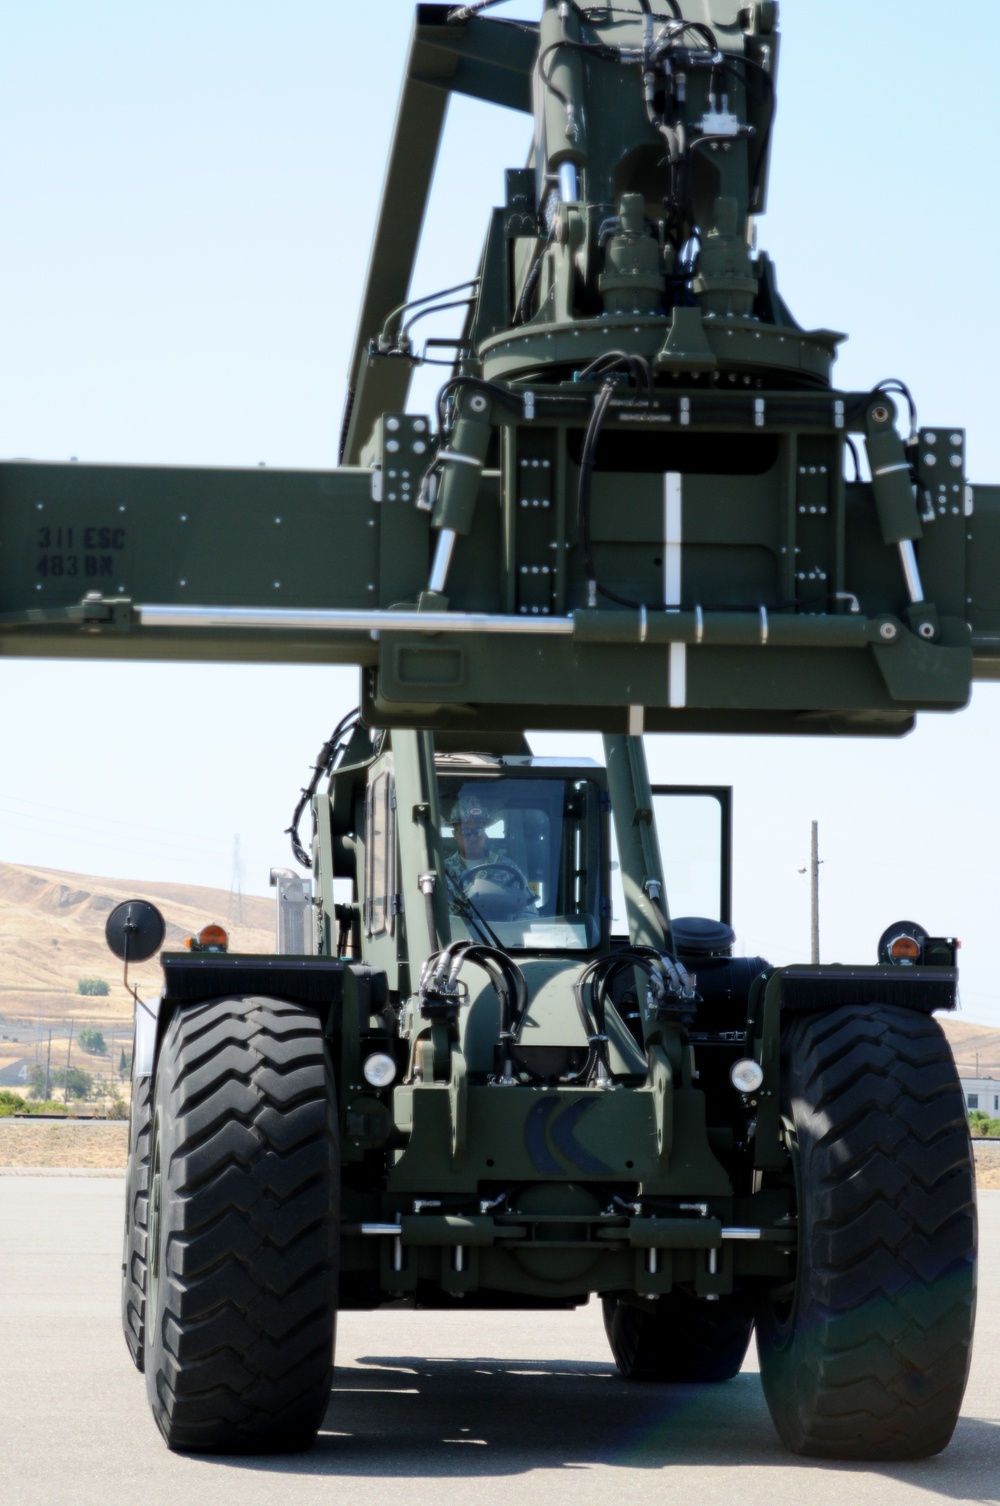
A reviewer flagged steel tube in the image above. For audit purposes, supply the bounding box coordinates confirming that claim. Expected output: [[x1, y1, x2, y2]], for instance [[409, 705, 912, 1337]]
[[898, 539, 925, 604], [138, 605, 574, 635], [428, 529, 458, 594], [138, 604, 884, 648]]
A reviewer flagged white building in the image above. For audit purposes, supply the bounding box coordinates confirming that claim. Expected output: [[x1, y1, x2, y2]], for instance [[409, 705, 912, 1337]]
[[961, 1077, 1000, 1116]]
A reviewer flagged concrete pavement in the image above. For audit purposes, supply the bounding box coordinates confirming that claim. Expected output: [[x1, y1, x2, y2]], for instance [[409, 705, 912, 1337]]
[[1, 1177, 997, 1506]]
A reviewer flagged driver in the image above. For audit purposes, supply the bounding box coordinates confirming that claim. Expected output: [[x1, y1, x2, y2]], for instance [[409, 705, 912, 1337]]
[[445, 794, 537, 921], [445, 795, 501, 884]]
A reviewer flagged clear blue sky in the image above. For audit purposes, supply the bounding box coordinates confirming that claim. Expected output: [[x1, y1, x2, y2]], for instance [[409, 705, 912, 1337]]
[[3, 2, 1000, 1025]]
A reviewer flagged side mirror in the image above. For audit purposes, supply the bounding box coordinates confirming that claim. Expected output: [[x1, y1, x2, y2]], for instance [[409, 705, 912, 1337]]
[[105, 900, 166, 963]]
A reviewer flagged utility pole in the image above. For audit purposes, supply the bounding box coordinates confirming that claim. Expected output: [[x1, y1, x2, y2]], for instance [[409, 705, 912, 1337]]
[[228, 833, 246, 928], [45, 1029, 52, 1101], [798, 821, 822, 964], [810, 820, 820, 965], [65, 1021, 74, 1108]]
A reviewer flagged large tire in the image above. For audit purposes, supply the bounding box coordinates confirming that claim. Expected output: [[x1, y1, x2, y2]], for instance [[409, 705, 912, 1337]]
[[756, 1004, 976, 1460], [122, 1074, 152, 1371], [145, 996, 339, 1454], [602, 1291, 754, 1382]]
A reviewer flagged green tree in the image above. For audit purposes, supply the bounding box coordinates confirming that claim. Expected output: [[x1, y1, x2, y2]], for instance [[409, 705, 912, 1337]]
[[0, 1089, 27, 1116], [77, 978, 110, 997], [119, 1048, 132, 1076], [50, 1066, 93, 1100], [26, 1063, 49, 1101], [969, 1108, 1000, 1139], [78, 1027, 107, 1055]]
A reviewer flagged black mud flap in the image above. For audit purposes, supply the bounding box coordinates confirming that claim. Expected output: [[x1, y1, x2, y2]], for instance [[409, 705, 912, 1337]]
[[777, 964, 957, 1014], [156, 953, 389, 1040]]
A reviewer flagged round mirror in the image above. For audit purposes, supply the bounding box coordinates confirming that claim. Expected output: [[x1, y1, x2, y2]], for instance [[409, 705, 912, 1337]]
[[105, 900, 166, 963]]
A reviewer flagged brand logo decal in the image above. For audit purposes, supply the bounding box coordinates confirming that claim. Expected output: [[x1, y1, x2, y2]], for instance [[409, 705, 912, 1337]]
[[524, 1096, 615, 1176]]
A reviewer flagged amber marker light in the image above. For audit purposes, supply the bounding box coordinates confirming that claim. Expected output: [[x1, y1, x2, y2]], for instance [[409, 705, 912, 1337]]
[[888, 934, 921, 963], [198, 924, 229, 951]]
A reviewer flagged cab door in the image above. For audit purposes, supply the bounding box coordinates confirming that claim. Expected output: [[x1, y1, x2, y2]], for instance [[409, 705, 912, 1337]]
[[651, 785, 733, 926]]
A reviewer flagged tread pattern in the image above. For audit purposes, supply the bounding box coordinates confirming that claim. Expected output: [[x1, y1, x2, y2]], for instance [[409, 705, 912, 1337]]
[[121, 1074, 152, 1371], [602, 1291, 754, 1383], [145, 997, 338, 1454], [757, 1004, 976, 1460]]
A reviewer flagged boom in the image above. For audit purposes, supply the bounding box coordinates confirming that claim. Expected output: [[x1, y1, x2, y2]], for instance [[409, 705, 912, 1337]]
[[2, 0, 1000, 738]]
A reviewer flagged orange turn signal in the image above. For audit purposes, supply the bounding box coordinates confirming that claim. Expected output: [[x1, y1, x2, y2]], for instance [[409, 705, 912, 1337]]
[[198, 924, 229, 952], [889, 934, 921, 962]]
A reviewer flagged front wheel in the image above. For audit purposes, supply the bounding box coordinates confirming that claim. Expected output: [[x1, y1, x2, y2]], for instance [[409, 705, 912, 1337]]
[[145, 996, 339, 1453], [757, 1004, 976, 1460]]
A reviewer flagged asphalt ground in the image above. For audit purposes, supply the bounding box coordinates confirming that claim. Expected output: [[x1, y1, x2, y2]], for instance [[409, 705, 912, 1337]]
[[1, 1178, 997, 1506]]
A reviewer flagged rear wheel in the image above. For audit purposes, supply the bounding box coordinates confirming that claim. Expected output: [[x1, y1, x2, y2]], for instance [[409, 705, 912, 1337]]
[[603, 1290, 754, 1382], [121, 1074, 152, 1371], [145, 996, 339, 1453], [756, 1004, 976, 1460]]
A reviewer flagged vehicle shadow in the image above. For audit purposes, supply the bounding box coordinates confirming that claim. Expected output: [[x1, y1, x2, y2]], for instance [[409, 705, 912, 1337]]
[[226, 1353, 1000, 1495]]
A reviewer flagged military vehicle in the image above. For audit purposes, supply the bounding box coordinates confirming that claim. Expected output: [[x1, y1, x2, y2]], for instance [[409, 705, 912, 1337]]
[[1, 0, 987, 1462]]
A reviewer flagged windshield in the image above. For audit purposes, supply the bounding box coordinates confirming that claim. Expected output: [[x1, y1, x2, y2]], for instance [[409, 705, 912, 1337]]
[[437, 774, 605, 951]]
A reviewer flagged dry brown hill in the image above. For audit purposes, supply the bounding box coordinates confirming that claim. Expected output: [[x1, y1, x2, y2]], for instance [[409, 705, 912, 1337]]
[[0, 861, 275, 1029], [2, 859, 998, 1081], [937, 1017, 1000, 1079]]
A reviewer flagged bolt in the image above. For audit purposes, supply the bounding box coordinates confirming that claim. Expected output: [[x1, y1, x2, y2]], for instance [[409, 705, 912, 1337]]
[[880, 622, 898, 641]]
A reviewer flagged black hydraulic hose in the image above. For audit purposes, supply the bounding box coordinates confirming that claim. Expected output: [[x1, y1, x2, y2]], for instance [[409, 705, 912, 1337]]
[[575, 358, 656, 609], [443, 943, 541, 1082], [568, 958, 614, 1085], [845, 378, 919, 441], [398, 296, 478, 353], [447, 1, 517, 24], [717, 55, 775, 208], [286, 709, 360, 869], [578, 351, 655, 404], [577, 380, 616, 607], [378, 279, 479, 353], [517, 251, 546, 327], [435, 375, 520, 436]]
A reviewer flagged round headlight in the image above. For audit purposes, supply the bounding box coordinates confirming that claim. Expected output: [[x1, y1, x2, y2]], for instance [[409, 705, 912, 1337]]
[[730, 1059, 764, 1095], [363, 1053, 397, 1089]]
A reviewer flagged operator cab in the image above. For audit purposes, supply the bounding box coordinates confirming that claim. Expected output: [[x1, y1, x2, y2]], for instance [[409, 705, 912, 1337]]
[[436, 754, 606, 953]]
